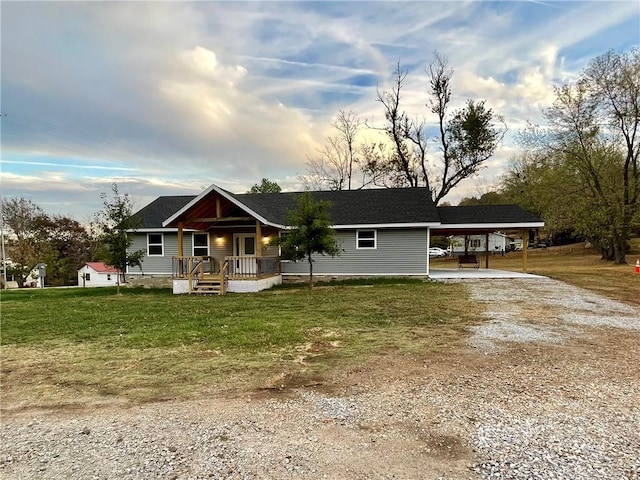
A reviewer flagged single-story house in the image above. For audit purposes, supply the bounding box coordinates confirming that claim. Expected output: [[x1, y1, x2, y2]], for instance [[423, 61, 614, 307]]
[[127, 184, 544, 294], [77, 262, 121, 287], [449, 232, 510, 254]]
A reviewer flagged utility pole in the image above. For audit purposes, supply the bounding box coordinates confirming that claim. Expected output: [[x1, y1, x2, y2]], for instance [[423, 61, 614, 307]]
[[1, 113, 10, 287], [0, 201, 7, 288]]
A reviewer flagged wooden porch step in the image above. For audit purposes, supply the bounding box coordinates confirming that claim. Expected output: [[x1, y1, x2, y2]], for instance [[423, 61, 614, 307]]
[[193, 287, 222, 294], [193, 277, 224, 295]]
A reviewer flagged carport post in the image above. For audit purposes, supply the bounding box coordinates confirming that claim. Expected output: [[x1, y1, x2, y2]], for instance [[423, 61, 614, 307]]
[[485, 233, 490, 269]]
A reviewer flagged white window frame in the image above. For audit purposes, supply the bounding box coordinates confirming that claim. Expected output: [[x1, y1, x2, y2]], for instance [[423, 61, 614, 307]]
[[356, 229, 377, 250], [147, 233, 164, 256], [192, 232, 210, 257]]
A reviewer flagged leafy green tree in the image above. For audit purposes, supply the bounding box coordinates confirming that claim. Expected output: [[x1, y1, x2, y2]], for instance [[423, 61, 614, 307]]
[[1, 197, 94, 287], [93, 184, 145, 292], [518, 48, 639, 263], [1, 198, 49, 287], [501, 152, 584, 245], [277, 192, 341, 288], [40, 215, 92, 286], [374, 53, 505, 204], [249, 178, 282, 193]]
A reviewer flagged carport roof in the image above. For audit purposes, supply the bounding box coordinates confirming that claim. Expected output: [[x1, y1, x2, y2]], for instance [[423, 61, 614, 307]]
[[430, 205, 544, 235], [436, 205, 543, 225]]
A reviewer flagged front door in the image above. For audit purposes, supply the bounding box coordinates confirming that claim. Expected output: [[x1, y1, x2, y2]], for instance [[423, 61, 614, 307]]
[[233, 234, 256, 274]]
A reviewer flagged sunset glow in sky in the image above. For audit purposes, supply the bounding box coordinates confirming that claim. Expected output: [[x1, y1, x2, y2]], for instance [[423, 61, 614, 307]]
[[1, 1, 638, 221]]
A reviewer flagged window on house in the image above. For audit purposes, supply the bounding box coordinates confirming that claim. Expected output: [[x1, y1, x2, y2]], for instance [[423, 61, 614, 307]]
[[85, 273, 91, 281], [148, 233, 164, 256], [107, 274, 111, 281], [356, 230, 377, 249], [193, 233, 209, 256], [471, 239, 481, 248]]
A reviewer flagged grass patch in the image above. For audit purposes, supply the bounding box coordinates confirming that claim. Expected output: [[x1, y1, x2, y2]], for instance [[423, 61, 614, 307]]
[[1, 281, 481, 409]]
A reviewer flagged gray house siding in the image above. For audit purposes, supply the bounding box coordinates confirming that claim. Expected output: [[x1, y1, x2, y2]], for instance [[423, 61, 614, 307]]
[[281, 228, 428, 276], [128, 228, 429, 277], [128, 232, 178, 275]]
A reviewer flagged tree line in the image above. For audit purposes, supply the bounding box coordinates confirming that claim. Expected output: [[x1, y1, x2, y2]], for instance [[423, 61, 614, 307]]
[[1, 185, 144, 288], [301, 48, 639, 264], [460, 49, 639, 264]]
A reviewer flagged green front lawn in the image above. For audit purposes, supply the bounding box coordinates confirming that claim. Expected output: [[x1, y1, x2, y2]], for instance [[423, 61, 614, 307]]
[[1, 280, 480, 408]]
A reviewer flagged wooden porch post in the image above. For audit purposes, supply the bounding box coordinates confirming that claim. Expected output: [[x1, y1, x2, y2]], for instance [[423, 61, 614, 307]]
[[522, 230, 529, 272], [485, 233, 490, 269], [177, 222, 184, 276], [177, 222, 184, 257], [256, 221, 262, 257]]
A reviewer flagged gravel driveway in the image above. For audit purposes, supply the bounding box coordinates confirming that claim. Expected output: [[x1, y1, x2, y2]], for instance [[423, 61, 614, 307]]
[[1, 278, 638, 479]]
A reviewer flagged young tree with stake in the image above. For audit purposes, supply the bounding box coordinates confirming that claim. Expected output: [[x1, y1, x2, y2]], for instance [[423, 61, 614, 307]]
[[93, 184, 145, 292], [277, 193, 341, 288]]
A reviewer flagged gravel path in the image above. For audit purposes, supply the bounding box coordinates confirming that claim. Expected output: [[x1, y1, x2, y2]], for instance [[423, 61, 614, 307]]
[[1, 278, 639, 479]]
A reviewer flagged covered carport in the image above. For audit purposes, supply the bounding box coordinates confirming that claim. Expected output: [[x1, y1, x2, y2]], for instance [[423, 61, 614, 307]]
[[431, 205, 545, 273]]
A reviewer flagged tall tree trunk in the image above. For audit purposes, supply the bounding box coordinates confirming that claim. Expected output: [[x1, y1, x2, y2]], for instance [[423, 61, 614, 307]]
[[612, 227, 627, 264], [308, 254, 313, 289], [600, 233, 615, 261]]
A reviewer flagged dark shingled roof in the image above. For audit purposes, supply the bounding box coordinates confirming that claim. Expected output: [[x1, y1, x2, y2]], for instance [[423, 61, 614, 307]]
[[131, 188, 543, 229], [228, 187, 440, 226], [131, 196, 195, 228], [436, 205, 543, 225]]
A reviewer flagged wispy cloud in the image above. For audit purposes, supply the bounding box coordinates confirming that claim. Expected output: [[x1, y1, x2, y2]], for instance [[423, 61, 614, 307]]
[[1, 1, 638, 217], [1, 160, 141, 172]]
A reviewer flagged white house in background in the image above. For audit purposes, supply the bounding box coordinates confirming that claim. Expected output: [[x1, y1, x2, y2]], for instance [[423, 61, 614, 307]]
[[77, 262, 121, 287], [450, 232, 510, 255]]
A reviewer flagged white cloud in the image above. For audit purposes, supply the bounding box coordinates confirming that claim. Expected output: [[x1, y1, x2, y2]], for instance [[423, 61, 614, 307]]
[[1, 0, 638, 219]]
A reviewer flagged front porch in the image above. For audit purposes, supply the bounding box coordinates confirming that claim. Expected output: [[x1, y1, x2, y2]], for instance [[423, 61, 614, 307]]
[[172, 255, 282, 295], [161, 187, 284, 295]]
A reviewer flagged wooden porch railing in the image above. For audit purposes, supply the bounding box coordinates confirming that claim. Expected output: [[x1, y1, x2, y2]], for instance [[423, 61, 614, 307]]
[[172, 256, 217, 278], [172, 256, 280, 293], [220, 260, 228, 295], [225, 256, 281, 279]]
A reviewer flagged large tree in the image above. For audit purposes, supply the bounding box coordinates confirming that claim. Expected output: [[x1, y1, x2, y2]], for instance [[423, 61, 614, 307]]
[[1, 198, 48, 286], [373, 53, 505, 204], [521, 48, 640, 263], [93, 184, 145, 291], [277, 192, 341, 288], [41, 215, 93, 286], [1, 198, 91, 287]]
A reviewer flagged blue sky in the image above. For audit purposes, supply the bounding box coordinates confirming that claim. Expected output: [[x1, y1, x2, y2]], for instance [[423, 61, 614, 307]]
[[1, 1, 639, 222]]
